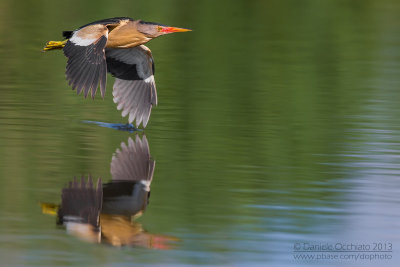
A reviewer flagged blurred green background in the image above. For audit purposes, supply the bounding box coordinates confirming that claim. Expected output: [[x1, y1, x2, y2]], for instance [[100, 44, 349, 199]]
[[0, 0, 400, 266]]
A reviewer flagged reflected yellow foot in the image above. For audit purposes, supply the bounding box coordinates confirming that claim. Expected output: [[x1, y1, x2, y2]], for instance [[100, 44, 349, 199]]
[[40, 202, 59, 215]]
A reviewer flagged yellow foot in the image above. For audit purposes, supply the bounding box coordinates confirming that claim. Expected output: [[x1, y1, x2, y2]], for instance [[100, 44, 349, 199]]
[[42, 40, 67, 52]]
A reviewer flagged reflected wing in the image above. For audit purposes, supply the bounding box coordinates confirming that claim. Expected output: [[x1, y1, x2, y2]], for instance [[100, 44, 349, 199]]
[[63, 24, 108, 99], [58, 176, 103, 228], [110, 135, 155, 182], [106, 45, 157, 127]]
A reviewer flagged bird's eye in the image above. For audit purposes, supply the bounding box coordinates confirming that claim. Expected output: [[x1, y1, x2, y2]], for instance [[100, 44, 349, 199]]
[[157, 26, 163, 32]]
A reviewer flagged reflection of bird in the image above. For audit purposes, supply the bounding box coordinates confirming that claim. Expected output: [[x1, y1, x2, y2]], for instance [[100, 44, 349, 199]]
[[43, 17, 191, 127], [41, 135, 178, 249]]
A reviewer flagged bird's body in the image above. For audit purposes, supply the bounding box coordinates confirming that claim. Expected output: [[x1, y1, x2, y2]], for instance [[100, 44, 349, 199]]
[[44, 17, 190, 127]]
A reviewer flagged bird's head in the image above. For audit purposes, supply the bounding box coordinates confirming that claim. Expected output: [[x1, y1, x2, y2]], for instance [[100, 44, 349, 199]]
[[137, 20, 191, 38]]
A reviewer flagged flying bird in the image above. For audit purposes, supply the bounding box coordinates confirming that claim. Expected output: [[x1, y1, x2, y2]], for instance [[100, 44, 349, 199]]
[[43, 17, 191, 127]]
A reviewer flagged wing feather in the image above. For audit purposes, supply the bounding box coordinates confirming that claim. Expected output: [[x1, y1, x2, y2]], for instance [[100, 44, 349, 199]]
[[110, 136, 155, 182], [58, 176, 103, 227], [105, 45, 157, 128], [63, 24, 108, 99]]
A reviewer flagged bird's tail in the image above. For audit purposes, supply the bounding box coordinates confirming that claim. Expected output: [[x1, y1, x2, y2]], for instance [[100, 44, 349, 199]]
[[42, 40, 67, 52]]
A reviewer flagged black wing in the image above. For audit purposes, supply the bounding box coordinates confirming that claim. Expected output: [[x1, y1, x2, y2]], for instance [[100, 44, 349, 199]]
[[105, 45, 157, 128], [63, 24, 108, 99], [58, 176, 103, 228]]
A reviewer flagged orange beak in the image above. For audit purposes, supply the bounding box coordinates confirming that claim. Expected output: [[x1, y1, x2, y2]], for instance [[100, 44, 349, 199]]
[[158, 26, 192, 33]]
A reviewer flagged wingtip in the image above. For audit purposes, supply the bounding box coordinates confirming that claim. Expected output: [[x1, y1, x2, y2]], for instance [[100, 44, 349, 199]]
[[142, 119, 148, 128]]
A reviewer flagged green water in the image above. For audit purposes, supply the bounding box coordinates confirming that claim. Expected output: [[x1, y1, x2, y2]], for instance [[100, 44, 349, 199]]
[[1, 0, 400, 266]]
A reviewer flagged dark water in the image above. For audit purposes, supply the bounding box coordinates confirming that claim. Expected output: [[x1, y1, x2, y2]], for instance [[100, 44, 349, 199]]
[[1, 0, 400, 266]]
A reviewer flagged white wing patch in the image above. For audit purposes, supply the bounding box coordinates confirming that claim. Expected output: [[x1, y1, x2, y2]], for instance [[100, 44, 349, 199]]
[[70, 24, 109, 47], [144, 76, 153, 83], [69, 34, 98, 46]]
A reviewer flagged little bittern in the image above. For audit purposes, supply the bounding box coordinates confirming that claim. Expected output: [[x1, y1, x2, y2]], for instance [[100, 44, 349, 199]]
[[43, 17, 191, 127]]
